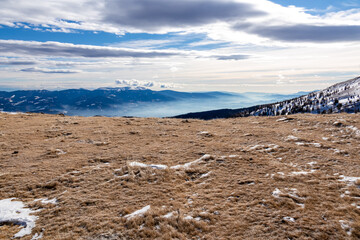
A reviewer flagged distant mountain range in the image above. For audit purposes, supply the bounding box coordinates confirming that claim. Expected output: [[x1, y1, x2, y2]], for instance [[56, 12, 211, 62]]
[[0, 87, 310, 117], [0, 87, 235, 115], [174, 76, 360, 120]]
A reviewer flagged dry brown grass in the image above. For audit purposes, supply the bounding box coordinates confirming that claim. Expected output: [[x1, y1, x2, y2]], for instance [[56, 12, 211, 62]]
[[0, 113, 359, 239]]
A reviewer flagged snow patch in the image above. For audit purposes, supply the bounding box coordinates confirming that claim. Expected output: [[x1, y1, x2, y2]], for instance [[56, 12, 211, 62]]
[[129, 161, 168, 170], [34, 198, 57, 205], [163, 212, 174, 219], [347, 126, 360, 136], [285, 135, 298, 141], [307, 162, 317, 166], [200, 171, 212, 178], [339, 220, 352, 236], [339, 175, 360, 185], [124, 205, 151, 220], [272, 188, 282, 198], [311, 143, 322, 148], [31, 232, 43, 240], [184, 215, 201, 221], [0, 198, 38, 238], [283, 217, 295, 223], [291, 170, 316, 175], [171, 154, 211, 169]]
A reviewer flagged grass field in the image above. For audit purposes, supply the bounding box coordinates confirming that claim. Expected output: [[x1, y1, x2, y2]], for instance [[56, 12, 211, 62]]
[[0, 112, 359, 239]]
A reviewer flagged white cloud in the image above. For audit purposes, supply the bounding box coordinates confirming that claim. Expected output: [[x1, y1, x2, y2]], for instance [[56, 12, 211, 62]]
[[115, 79, 177, 89], [170, 67, 179, 73]]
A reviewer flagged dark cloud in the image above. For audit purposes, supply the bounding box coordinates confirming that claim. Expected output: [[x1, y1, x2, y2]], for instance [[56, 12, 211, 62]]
[[103, 0, 265, 31], [234, 23, 360, 42], [20, 67, 80, 74], [0, 40, 179, 58], [214, 54, 250, 60], [0, 60, 37, 65]]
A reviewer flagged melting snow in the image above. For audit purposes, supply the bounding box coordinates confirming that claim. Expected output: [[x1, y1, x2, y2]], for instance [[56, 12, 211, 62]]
[[291, 170, 316, 175], [272, 188, 282, 198], [307, 162, 317, 166], [31, 232, 43, 240], [129, 162, 168, 170], [34, 198, 57, 205], [124, 205, 151, 220], [0, 198, 38, 238], [200, 171, 212, 178], [285, 135, 299, 141], [277, 117, 289, 122], [184, 215, 201, 221], [128, 154, 212, 171], [184, 215, 193, 220], [170, 154, 211, 169], [338, 175, 360, 185], [351, 203, 360, 209], [311, 143, 322, 148], [347, 126, 360, 136], [248, 145, 264, 151], [163, 212, 174, 219], [283, 217, 295, 223], [339, 220, 352, 236]]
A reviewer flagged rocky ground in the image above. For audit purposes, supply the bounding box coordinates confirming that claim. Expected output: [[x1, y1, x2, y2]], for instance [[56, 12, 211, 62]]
[[0, 112, 359, 239]]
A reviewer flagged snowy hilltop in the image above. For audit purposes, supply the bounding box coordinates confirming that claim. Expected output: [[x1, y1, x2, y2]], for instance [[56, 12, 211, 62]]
[[239, 76, 360, 117]]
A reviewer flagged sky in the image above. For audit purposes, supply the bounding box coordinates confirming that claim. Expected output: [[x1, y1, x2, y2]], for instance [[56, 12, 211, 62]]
[[0, 0, 360, 93]]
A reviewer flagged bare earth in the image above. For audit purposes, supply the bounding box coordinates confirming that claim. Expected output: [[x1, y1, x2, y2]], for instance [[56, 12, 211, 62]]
[[0, 112, 359, 239]]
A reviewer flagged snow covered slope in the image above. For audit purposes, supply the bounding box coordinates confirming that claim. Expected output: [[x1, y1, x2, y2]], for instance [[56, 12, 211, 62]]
[[237, 76, 360, 117]]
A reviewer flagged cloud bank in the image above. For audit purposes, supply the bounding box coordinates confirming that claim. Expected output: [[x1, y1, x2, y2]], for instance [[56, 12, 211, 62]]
[[234, 23, 360, 42], [20, 67, 81, 74], [103, 0, 265, 31], [0, 40, 179, 58]]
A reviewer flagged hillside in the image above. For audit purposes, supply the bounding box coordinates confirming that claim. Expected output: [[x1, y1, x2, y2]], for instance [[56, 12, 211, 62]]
[[175, 76, 360, 120], [0, 112, 359, 239]]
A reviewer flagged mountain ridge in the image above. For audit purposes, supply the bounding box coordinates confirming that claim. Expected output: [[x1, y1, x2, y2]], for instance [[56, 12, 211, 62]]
[[0, 87, 307, 117]]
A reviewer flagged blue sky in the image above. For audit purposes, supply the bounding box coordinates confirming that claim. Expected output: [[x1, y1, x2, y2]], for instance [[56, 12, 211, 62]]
[[272, 0, 360, 10], [0, 0, 359, 93]]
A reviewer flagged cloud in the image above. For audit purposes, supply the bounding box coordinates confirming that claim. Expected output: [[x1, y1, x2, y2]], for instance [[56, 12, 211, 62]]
[[0, 0, 266, 34], [0, 60, 37, 65], [276, 74, 296, 85], [115, 79, 176, 89], [1, 0, 360, 45], [0, 40, 180, 58], [170, 66, 179, 73], [103, 0, 265, 31], [20, 67, 80, 74], [234, 23, 360, 42], [214, 54, 250, 60]]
